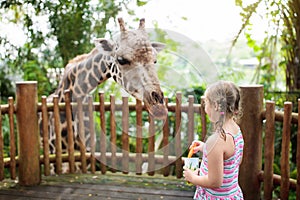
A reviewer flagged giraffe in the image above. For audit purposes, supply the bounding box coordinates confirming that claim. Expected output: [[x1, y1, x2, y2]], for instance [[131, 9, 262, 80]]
[[44, 18, 168, 154]]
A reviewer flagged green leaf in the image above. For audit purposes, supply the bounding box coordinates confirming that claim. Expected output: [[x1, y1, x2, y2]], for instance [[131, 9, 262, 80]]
[[136, 0, 147, 7]]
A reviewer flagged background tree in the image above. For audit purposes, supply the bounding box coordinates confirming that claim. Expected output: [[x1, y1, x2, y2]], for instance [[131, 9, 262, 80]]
[[232, 0, 300, 92]]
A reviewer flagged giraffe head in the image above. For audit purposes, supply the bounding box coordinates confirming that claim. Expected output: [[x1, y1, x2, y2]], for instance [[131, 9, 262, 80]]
[[94, 18, 167, 119]]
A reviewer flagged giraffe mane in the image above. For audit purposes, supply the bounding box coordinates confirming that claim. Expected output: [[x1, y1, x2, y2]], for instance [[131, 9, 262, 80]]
[[67, 48, 99, 66]]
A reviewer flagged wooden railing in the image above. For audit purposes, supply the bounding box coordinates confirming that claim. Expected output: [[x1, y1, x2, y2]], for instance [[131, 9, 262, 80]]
[[0, 82, 300, 199], [261, 100, 300, 199], [0, 82, 206, 180]]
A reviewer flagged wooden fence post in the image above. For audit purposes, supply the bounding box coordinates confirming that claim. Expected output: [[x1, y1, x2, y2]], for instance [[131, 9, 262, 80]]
[[16, 81, 41, 186], [280, 102, 292, 199], [175, 92, 182, 178], [264, 101, 275, 199], [239, 85, 264, 200]]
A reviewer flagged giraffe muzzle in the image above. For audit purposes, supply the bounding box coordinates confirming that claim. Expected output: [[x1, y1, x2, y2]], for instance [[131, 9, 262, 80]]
[[147, 91, 168, 120]]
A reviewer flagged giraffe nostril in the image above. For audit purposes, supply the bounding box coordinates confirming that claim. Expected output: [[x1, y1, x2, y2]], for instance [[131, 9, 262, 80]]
[[151, 91, 164, 104]]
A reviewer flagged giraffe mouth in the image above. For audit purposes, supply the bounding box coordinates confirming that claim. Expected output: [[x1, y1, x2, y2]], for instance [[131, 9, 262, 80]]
[[147, 104, 168, 120], [144, 91, 168, 120]]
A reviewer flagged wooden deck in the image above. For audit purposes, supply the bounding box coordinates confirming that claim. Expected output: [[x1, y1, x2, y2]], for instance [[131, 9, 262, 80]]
[[0, 172, 194, 200]]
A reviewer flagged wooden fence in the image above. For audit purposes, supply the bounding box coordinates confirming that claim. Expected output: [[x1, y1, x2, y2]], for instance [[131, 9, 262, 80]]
[[0, 82, 299, 199]]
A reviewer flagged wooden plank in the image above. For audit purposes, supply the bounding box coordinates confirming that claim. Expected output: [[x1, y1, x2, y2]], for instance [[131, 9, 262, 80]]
[[280, 102, 292, 199], [76, 99, 87, 173], [188, 95, 194, 146], [122, 97, 129, 174], [41, 96, 50, 176], [0, 183, 194, 200], [163, 97, 170, 177], [2, 151, 178, 171], [110, 95, 117, 173], [8, 97, 16, 180], [264, 101, 275, 199], [262, 110, 299, 124], [258, 171, 296, 189], [135, 99, 143, 175], [99, 92, 107, 174], [16, 82, 40, 186], [82, 102, 201, 114], [0, 173, 194, 199], [238, 85, 264, 200], [175, 92, 182, 178], [200, 96, 207, 140], [64, 90, 75, 173], [297, 99, 300, 200], [0, 105, 4, 181], [53, 95, 62, 174], [88, 96, 96, 174], [148, 115, 155, 176]]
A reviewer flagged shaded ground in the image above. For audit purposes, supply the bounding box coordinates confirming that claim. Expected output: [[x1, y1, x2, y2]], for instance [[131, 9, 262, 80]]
[[0, 172, 195, 199]]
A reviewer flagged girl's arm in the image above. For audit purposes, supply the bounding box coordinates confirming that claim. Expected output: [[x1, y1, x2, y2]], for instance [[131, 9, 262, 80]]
[[184, 136, 224, 188]]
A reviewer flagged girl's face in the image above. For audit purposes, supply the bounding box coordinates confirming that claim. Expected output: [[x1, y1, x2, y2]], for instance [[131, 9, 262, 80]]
[[204, 96, 219, 122]]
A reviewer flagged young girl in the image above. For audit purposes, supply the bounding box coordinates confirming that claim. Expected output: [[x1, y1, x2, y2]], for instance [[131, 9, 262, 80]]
[[183, 80, 244, 199]]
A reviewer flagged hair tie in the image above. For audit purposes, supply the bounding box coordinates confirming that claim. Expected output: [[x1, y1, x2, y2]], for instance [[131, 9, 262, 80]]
[[220, 112, 225, 115]]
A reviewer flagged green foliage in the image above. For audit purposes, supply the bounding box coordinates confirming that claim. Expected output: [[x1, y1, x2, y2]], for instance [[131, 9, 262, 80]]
[[23, 60, 52, 96], [0, 69, 14, 103], [233, 0, 300, 92], [47, 0, 93, 66], [0, 0, 148, 103]]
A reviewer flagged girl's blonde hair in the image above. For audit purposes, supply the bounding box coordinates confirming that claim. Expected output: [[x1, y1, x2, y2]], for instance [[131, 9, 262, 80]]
[[204, 80, 241, 140]]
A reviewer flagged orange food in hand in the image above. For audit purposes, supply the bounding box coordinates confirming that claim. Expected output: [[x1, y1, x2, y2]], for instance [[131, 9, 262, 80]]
[[187, 144, 195, 158]]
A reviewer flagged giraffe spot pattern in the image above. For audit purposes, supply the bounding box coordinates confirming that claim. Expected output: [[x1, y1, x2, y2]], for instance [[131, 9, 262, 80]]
[[80, 82, 88, 94], [93, 63, 102, 79], [94, 54, 103, 63], [74, 86, 82, 95], [78, 63, 84, 70], [72, 66, 77, 74], [69, 74, 76, 89], [101, 61, 107, 74], [88, 73, 98, 88], [85, 58, 92, 70], [113, 75, 117, 82], [112, 64, 117, 74], [106, 73, 111, 79], [64, 78, 71, 91], [78, 70, 87, 81]]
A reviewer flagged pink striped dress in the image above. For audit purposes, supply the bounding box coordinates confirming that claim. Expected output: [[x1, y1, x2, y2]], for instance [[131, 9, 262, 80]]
[[194, 131, 244, 200]]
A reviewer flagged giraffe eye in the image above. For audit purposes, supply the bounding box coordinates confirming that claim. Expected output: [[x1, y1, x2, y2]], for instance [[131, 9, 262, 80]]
[[154, 60, 157, 64], [117, 57, 130, 65]]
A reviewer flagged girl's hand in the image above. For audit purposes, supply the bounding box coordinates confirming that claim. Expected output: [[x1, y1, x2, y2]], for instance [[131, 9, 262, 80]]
[[190, 140, 204, 153], [183, 167, 199, 183]]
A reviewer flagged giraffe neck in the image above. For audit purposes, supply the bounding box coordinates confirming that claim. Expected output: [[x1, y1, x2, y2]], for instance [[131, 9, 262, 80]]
[[55, 52, 122, 102]]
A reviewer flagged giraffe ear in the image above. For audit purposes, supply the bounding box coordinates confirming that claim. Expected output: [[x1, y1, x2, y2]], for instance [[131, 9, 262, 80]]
[[94, 38, 116, 54], [151, 42, 165, 53]]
